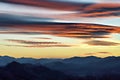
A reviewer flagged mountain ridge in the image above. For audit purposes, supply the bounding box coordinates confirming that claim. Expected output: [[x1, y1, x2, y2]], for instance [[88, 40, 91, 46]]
[[0, 56, 120, 79]]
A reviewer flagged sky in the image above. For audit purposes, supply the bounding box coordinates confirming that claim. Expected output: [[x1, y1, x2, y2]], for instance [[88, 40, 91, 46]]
[[0, 0, 120, 58]]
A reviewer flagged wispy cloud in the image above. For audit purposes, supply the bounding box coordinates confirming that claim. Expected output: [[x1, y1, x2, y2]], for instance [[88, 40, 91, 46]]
[[5, 39, 73, 48], [85, 40, 120, 46], [0, 31, 42, 35], [84, 52, 112, 57], [98, 52, 111, 54]]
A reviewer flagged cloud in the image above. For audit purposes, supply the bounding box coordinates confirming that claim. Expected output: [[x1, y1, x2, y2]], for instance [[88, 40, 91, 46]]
[[0, 2, 76, 15], [51, 0, 120, 3], [1, 0, 120, 20], [84, 52, 112, 56], [100, 0, 120, 3], [6, 39, 61, 44], [1, 23, 119, 48], [85, 40, 120, 46], [80, 4, 120, 17], [98, 52, 110, 54], [5, 39, 72, 48], [33, 37, 52, 40], [3, 44, 72, 48], [0, 0, 81, 11], [0, 31, 42, 35], [1, 23, 120, 40], [0, 13, 56, 25]]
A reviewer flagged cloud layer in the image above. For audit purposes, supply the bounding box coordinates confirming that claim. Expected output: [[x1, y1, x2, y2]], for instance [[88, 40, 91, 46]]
[[1, 23, 119, 38], [0, 0, 120, 48], [1, 0, 120, 20], [1, 23, 120, 47]]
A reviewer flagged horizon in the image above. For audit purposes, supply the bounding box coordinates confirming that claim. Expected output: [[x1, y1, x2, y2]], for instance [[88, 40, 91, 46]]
[[0, 55, 120, 59]]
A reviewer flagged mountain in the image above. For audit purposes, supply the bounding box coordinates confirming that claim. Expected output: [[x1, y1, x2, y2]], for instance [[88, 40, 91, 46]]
[[0, 56, 62, 66], [0, 56, 15, 66], [0, 61, 73, 80], [0, 60, 120, 80], [1, 56, 120, 77], [42, 56, 120, 76]]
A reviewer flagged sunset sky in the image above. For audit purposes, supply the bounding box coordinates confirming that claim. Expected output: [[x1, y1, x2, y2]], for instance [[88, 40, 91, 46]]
[[0, 0, 120, 58]]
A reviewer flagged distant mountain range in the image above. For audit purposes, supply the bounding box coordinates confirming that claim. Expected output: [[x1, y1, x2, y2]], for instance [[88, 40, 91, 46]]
[[0, 56, 62, 66], [1, 56, 120, 79]]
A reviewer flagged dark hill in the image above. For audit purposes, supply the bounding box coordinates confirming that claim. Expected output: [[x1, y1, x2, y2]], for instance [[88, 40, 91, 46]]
[[0, 61, 71, 80]]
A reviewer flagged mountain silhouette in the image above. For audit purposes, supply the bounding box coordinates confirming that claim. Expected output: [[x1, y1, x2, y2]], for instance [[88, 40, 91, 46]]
[[1, 56, 120, 78], [43, 56, 120, 76], [0, 61, 72, 80]]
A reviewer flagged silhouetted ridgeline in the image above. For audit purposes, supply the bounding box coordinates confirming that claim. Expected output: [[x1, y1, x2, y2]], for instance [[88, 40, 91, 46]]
[[0, 56, 120, 80], [0, 61, 72, 80], [0, 61, 120, 80]]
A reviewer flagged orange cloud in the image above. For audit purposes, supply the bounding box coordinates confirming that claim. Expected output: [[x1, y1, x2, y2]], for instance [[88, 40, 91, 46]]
[[4, 0, 80, 11], [1, 1, 120, 19], [1, 23, 120, 39]]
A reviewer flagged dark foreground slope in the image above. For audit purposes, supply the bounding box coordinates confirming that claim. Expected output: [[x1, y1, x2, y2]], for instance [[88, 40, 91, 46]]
[[0, 62, 73, 80], [0, 61, 120, 80]]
